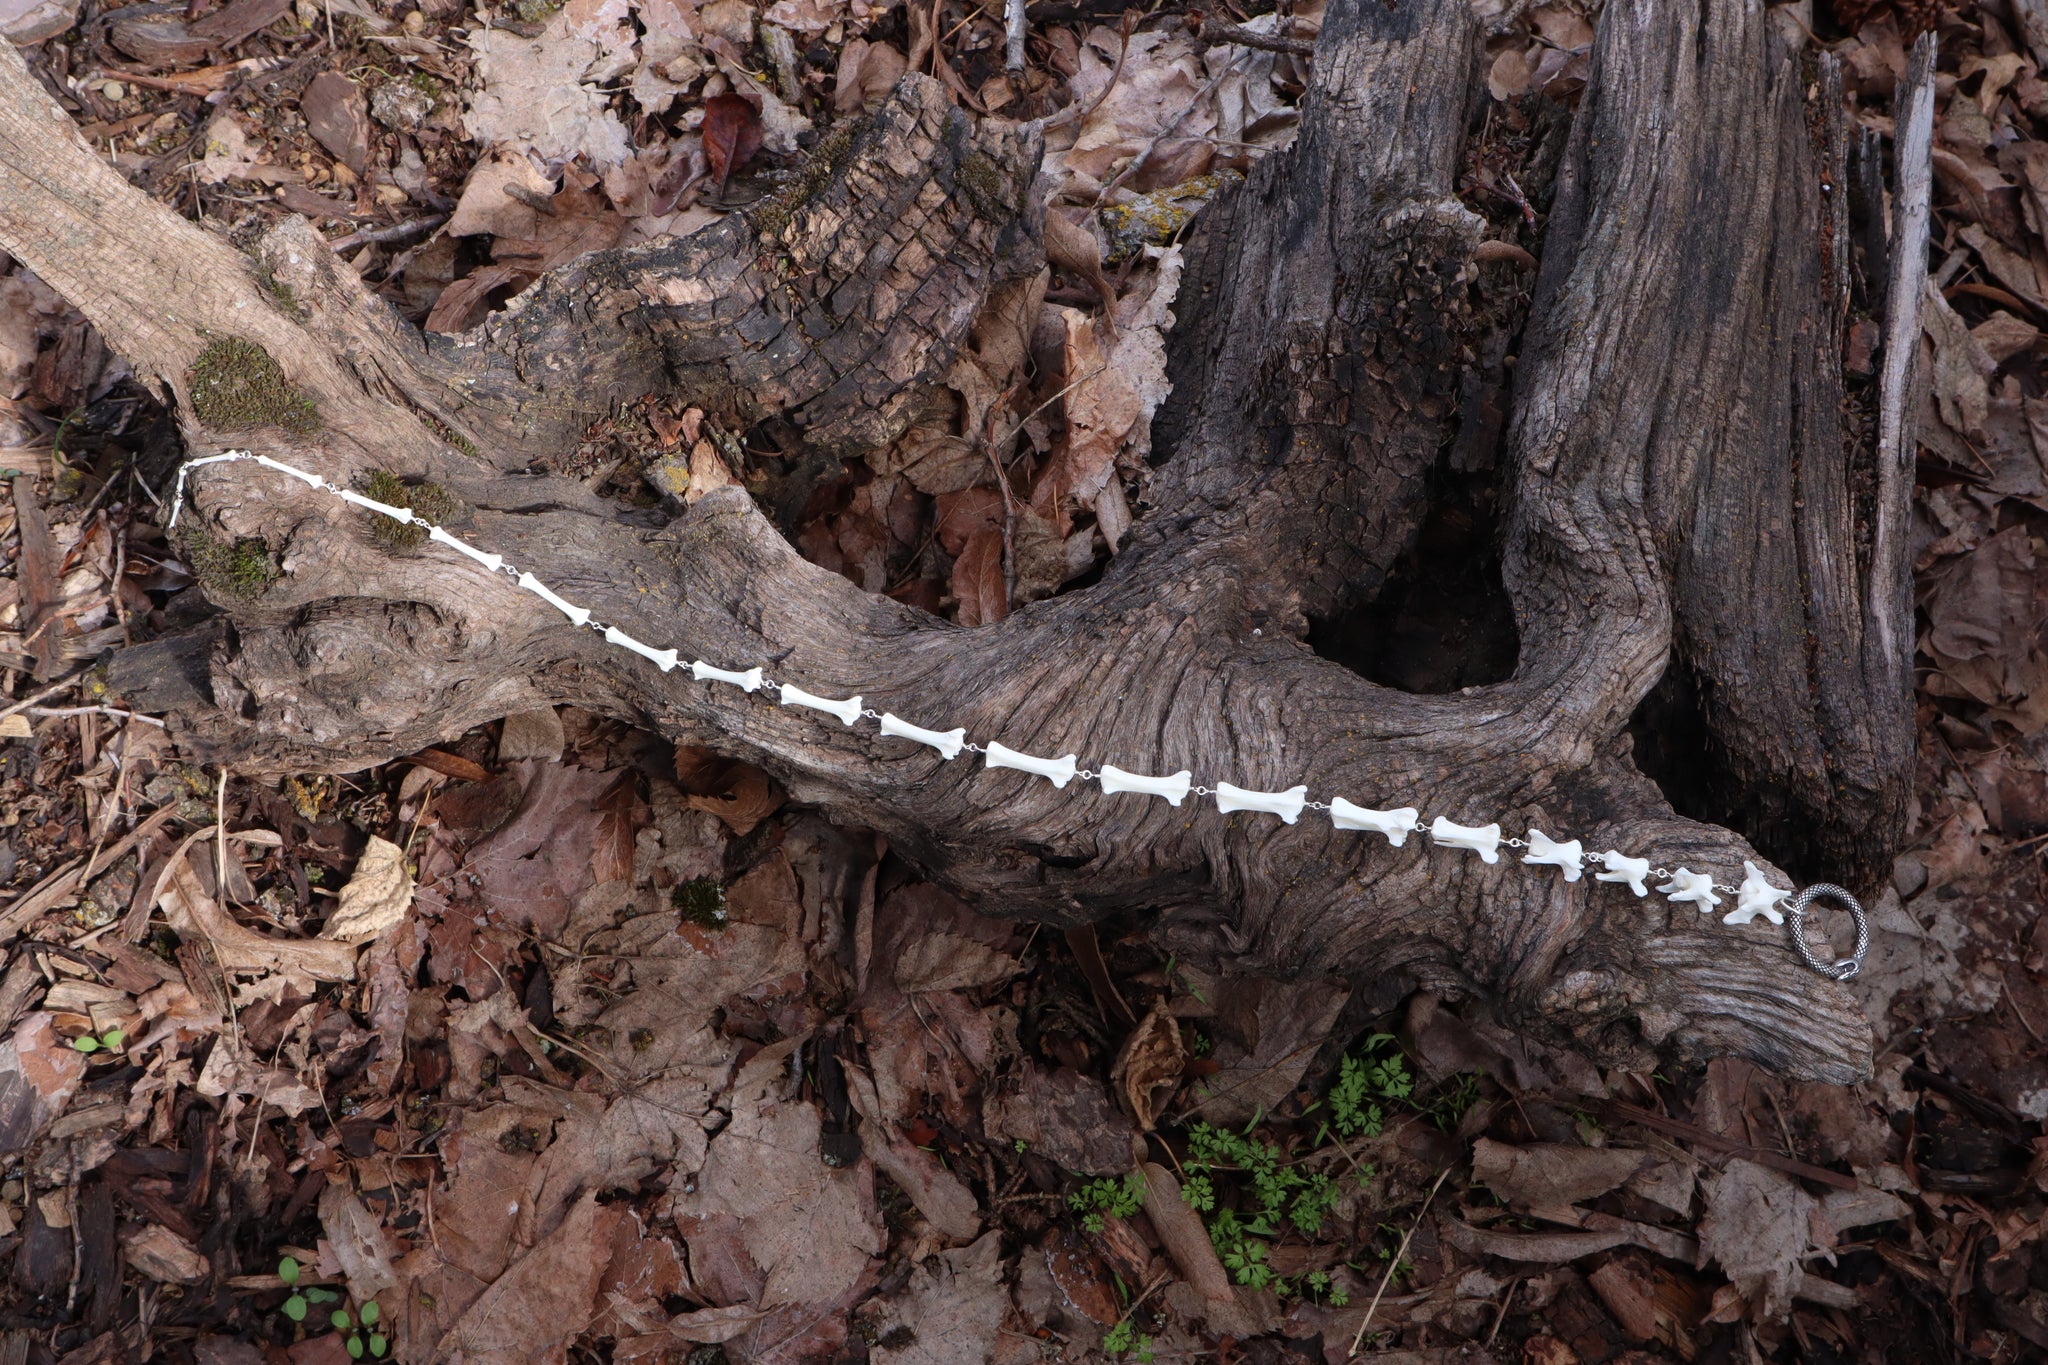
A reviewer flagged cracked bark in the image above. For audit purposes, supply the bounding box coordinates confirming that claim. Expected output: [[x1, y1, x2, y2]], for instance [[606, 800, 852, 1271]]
[[0, 0, 1912, 1081]]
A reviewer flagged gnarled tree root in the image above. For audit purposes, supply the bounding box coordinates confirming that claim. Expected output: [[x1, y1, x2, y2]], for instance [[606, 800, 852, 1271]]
[[0, 0, 1913, 1081]]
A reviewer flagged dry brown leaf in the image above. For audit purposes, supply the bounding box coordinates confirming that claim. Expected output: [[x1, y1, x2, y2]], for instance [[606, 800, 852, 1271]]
[[934, 487, 1004, 557], [1960, 224, 2048, 310], [498, 707, 565, 762], [1923, 525, 2048, 709], [1111, 998, 1186, 1131], [122, 1224, 209, 1284], [1187, 973, 1351, 1126], [156, 847, 358, 983], [832, 38, 907, 117], [845, 1063, 981, 1243], [0, 1013, 88, 1154], [437, 1192, 621, 1361], [1973, 310, 2041, 363], [952, 526, 1008, 626], [983, 1063, 1137, 1176], [1923, 283, 1996, 438], [630, 0, 706, 114], [1139, 1162, 1234, 1304], [1488, 44, 1536, 100], [669, 1039, 884, 1306], [446, 148, 557, 238], [893, 932, 1020, 995], [1696, 1159, 1818, 1320], [462, 0, 635, 165], [685, 436, 735, 504], [462, 760, 620, 934], [318, 1184, 402, 1305], [321, 836, 413, 945], [865, 1231, 1011, 1364], [1041, 1226, 1120, 1326], [301, 71, 370, 175], [681, 762, 784, 836], [1472, 1138, 1651, 1208]]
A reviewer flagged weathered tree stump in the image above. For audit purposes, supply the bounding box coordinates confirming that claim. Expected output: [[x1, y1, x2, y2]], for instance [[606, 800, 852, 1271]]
[[0, 0, 1917, 1081]]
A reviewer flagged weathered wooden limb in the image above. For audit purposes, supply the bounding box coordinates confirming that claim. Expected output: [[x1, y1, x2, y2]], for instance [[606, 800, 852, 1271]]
[[0, 0, 1912, 1082]]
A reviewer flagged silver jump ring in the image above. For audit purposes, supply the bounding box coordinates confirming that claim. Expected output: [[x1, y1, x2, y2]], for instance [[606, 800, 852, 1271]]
[[1786, 884, 1868, 981]]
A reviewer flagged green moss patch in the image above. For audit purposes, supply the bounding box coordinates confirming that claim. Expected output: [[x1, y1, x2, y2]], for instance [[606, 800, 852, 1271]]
[[358, 470, 460, 551], [746, 118, 865, 242], [421, 413, 479, 458], [187, 337, 321, 436], [183, 525, 279, 598], [671, 878, 728, 930]]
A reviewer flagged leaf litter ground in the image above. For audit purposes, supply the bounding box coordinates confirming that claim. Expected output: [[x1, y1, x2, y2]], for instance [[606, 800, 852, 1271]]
[[5, 0, 2048, 1361]]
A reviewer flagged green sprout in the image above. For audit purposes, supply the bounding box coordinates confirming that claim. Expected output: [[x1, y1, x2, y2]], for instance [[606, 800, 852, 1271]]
[[1102, 1319, 1154, 1360], [71, 1028, 125, 1054], [1067, 1172, 1146, 1235]]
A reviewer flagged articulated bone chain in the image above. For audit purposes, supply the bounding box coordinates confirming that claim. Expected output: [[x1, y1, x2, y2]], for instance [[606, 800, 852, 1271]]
[[166, 453, 1866, 977]]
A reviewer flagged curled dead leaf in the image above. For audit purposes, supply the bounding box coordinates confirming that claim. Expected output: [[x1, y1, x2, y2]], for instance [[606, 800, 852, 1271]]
[[1110, 998, 1186, 1130], [675, 747, 786, 836], [703, 91, 764, 192], [155, 841, 358, 983], [1476, 238, 1539, 269], [321, 835, 414, 945]]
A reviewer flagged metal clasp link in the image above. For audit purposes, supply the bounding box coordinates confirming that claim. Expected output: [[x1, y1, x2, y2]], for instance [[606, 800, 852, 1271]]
[[1785, 884, 1869, 981]]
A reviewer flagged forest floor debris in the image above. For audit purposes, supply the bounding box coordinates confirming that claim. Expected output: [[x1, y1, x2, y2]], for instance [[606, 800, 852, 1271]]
[[4, 0, 2048, 1361]]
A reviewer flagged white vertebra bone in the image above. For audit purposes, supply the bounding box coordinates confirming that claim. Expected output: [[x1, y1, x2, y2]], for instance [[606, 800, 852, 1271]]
[[1329, 799, 1418, 845], [691, 661, 764, 692], [517, 573, 591, 626], [1726, 860, 1790, 926], [779, 683, 863, 726], [339, 488, 415, 524], [1097, 764, 1193, 806], [253, 454, 326, 489], [879, 713, 967, 760], [1595, 851, 1651, 897], [1522, 829, 1584, 881], [427, 525, 503, 573], [603, 627, 679, 672], [984, 741, 1079, 788], [1214, 782, 1308, 824], [1430, 817, 1502, 863], [1658, 867, 1720, 910]]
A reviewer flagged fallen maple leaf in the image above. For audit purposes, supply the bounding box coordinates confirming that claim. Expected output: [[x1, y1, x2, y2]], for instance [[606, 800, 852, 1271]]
[[703, 92, 763, 193]]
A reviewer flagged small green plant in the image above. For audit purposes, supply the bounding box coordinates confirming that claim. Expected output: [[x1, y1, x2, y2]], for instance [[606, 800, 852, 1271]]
[[1324, 1034, 1414, 1143], [1102, 1318, 1154, 1360], [71, 1028, 125, 1054], [279, 1259, 385, 1357], [1421, 1071, 1483, 1130], [1068, 1172, 1145, 1234], [1305, 1269, 1349, 1307], [672, 878, 728, 929]]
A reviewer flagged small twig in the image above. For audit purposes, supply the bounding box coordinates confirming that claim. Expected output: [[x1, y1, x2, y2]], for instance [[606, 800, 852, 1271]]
[[325, 213, 446, 253], [1204, 21, 1313, 56], [0, 667, 92, 721], [1869, 31, 1935, 671], [110, 516, 130, 648], [1095, 55, 1240, 207], [1484, 1276, 1520, 1346], [1349, 1166, 1451, 1357], [28, 705, 165, 727], [1041, 12, 1135, 132], [1004, 0, 1026, 72]]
